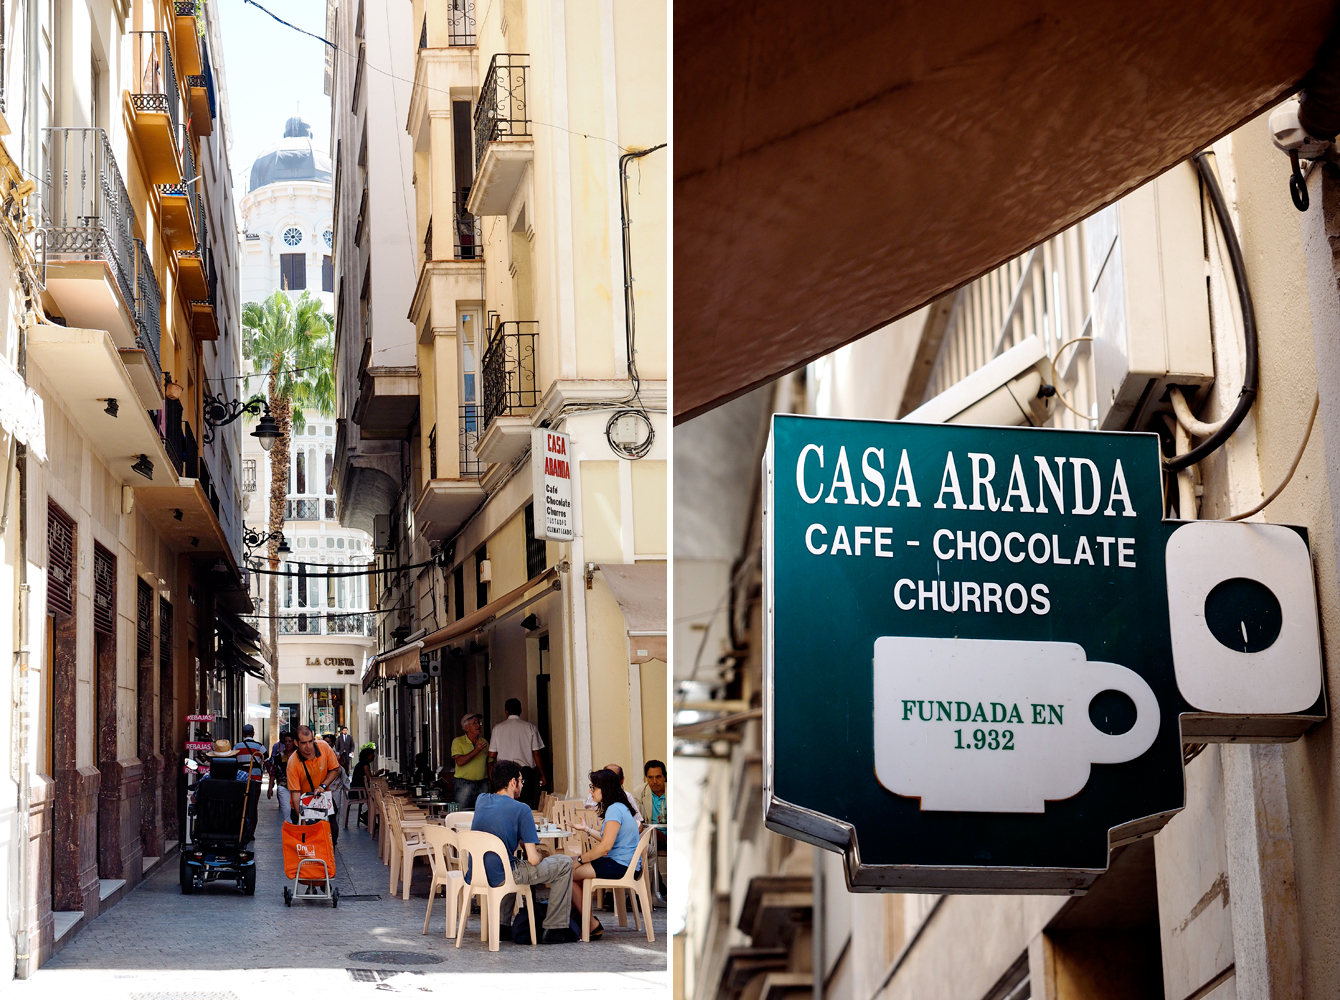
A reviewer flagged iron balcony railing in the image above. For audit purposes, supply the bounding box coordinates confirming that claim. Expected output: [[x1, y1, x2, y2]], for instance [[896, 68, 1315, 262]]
[[480, 320, 538, 428], [39, 127, 138, 315], [473, 54, 530, 168], [159, 128, 198, 232], [454, 203, 481, 259], [447, 0, 476, 45], [130, 31, 182, 151], [424, 216, 433, 261], [429, 424, 438, 480], [134, 239, 163, 389], [182, 420, 199, 478], [198, 458, 220, 515], [278, 612, 373, 636], [460, 405, 483, 477], [286, 498, 321, 520], [163, 397, 185, 470]]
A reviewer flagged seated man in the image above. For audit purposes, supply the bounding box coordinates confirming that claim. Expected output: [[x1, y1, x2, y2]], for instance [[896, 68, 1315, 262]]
[[585, 763, 643, 824], [471, 760, 576, 943]]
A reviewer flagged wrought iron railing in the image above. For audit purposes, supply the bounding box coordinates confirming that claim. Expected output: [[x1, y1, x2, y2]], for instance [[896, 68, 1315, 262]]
[[175, 0, 198, 16], [454, 204, 481, 259], [198, 458, 220, 515], [182, 421, 199, 478], [159, 128, 197, 233], [163, 397, 184, 470], [134, 239, 163, 389], [460, 405, 483, 477], [276, 612, 373, 636], [447, 0, 476, 45], [39, 127, 138, 315], [424, 216, 433, 261], [420, 15, 427, 49], [286, 498, 321, 520], [473, 54, 529, 168], [480, 320, 538, 428], [130, 31, 181, 150], [429, 424, 437, 480]]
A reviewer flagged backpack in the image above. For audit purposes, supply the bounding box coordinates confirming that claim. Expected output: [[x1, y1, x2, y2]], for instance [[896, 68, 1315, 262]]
[[511, 899, 580, 944]]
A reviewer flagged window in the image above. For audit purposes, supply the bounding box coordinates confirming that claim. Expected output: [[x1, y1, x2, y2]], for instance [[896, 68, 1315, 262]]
[[242, 459, 256, 492], [453, 564, 465, 620], [322, 254, 334, 292], [323, 228, 333, 248], [524, 503, 547, 579], [475, 544, 488, 610], [283, 227, 303, 246], [295, 450, 306, 494], [280, 253, 306, 290]]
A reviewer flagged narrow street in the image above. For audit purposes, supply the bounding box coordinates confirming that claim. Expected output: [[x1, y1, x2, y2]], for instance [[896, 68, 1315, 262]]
[[13, 803, 666, 997]]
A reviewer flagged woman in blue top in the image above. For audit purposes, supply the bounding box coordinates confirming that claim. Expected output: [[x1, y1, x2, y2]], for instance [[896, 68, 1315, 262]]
[[571, 768, 642, 939]]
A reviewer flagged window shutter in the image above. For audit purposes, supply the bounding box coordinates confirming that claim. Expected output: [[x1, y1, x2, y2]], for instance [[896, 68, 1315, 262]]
[[93, 543, 116, 636], [47, 501, 75, 617]]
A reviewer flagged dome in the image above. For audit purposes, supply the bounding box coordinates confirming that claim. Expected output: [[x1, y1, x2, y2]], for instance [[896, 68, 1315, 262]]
[[247, 117, 332, 193]]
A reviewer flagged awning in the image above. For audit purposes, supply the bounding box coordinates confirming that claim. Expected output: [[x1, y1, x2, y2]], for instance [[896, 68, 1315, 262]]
[[674, 0, 1337, 419], [420, 567, 560, 654], [361, 640, 424, 692], [598, 563, 666, 664]]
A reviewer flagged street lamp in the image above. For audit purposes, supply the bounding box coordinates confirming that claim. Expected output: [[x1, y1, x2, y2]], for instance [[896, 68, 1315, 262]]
[[250, 403, 284, 452], [203, 390, 269, 445], [243, 527, 290, 560]]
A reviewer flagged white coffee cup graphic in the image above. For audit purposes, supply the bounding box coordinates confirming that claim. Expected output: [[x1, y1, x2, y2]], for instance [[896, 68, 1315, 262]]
[[873, 636, 1160, 813]]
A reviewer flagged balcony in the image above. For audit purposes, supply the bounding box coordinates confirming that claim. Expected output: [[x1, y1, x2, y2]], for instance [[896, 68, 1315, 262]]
[[277, 612, 374, 637], [476, 320, 537, 465], [158, 136, 198, 252], [466, 54, 532, 217], [410, 403, 484, 540], [176, 206, 211, 301], [173, 0, 203, 77], [39, 127, 139, 349], [26, 324, 176, 487], [285, 498, 322, 521], [187, 75, 212, 136], [128, 31, 183, 186], [121, 239, 165, 410], [453, 204, 481, 259], [191, 249, 219, 340]]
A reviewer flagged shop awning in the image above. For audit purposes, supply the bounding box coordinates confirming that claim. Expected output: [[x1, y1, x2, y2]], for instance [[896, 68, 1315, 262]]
[[598, 563, 666, 663], [361, 640, 424, 692], [420, 567, 560, 654], [674, 0, 1338, 419]]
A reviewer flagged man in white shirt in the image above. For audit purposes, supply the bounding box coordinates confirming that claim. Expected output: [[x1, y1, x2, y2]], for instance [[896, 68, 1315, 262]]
[[489, 698, 546, 808]]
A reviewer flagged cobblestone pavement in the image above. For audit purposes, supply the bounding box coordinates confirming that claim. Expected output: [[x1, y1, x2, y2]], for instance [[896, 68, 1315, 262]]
[[15, 796, 666, 998]]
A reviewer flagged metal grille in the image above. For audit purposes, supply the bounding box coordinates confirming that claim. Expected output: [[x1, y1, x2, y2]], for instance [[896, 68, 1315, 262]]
[[459, 405, 483, 477], [429, 424, 438, 480], [481, 320, 538, 428], [137, 579, 153, 662], [524, 502, 546, 578], [47, 501, 75, 617], [447, 0, 475, 45], [473, 54, 529, 167], [93, 543, 116, 636], [39, 128, 138, 318], [454, 205, 481, 259], [243, 459, 256, 492], [923, 223, 1097, 430], [129, 31, 181, 142], [134, 238, 163, 388]]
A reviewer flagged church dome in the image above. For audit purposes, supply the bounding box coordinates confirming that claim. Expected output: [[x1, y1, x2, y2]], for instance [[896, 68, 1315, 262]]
[[247, 117, 332, 193]]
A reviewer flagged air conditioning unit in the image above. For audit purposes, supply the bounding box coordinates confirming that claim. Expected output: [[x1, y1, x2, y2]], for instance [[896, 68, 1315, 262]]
[[373, 514, 392, 552], [1088, 160, 1215, 430]]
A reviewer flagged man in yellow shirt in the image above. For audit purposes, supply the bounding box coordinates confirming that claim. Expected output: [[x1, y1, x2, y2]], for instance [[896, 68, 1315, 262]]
[[452, 713, 490, 809], [287, 725, 344, 843]]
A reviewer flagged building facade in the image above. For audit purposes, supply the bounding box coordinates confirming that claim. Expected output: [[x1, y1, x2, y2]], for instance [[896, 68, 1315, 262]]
[[326, 0, 667, 789], [240, 407, 374, 746], [677, 109, 1340, 1000], [0, 0, 249, 977]]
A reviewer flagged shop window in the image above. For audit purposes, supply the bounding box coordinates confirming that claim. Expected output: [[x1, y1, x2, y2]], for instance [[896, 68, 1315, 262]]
[[524, 502, 546, 579]]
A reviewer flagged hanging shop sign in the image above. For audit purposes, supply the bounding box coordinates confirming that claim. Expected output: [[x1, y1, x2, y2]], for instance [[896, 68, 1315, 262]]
[[763, 414, 1325, 893], [532, 428, 575, 541]]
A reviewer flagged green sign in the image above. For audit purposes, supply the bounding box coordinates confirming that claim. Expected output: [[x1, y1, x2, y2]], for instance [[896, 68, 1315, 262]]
[[763, 415, 1324, 892]]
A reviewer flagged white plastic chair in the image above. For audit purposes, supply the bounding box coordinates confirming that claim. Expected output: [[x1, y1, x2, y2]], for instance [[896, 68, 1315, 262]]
[[581, 826, 656, 943], [421, 825, 467, 939], [454, 830, 536, 951]]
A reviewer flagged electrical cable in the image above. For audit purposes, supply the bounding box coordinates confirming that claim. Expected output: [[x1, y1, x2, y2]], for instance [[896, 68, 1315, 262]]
[[1165, 152, 1259, 473], [1225, 391, 1320, 521]]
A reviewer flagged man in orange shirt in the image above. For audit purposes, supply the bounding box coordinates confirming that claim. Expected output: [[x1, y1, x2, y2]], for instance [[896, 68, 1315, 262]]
[[287, 725, 344, 843]]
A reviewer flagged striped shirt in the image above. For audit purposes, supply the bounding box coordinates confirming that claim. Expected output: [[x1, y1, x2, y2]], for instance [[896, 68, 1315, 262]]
[[234, 738, 268, 780]]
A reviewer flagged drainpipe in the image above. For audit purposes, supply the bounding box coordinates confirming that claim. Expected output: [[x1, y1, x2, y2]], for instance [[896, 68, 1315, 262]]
[[12, 320, 31, 978]]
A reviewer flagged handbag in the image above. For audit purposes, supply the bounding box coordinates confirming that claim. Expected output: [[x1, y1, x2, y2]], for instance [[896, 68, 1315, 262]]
[[296, 757, 335, 822]]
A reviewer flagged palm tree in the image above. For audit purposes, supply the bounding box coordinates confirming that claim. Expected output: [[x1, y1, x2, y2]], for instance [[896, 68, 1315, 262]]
[[242, 290, 335, 746]]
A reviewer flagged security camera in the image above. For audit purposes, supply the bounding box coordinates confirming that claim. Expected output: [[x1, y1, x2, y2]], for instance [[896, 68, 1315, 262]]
[[903, 335, 1055, 427], [1269, 99, 1332, 159]]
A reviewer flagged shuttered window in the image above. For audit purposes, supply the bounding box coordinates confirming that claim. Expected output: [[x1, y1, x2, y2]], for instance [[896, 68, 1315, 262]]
[[93, 543, 116, 636], [137, 579, 153, 662], [47, 501, 75, 617], [280, 253, 306, 290]]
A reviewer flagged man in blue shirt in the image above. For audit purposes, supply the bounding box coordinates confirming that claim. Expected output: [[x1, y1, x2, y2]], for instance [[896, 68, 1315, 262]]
[[471, 760, 575, 942]]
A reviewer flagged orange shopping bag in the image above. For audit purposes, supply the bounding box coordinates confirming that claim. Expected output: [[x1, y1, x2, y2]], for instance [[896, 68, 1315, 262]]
[[282, 820, 336, 880]]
